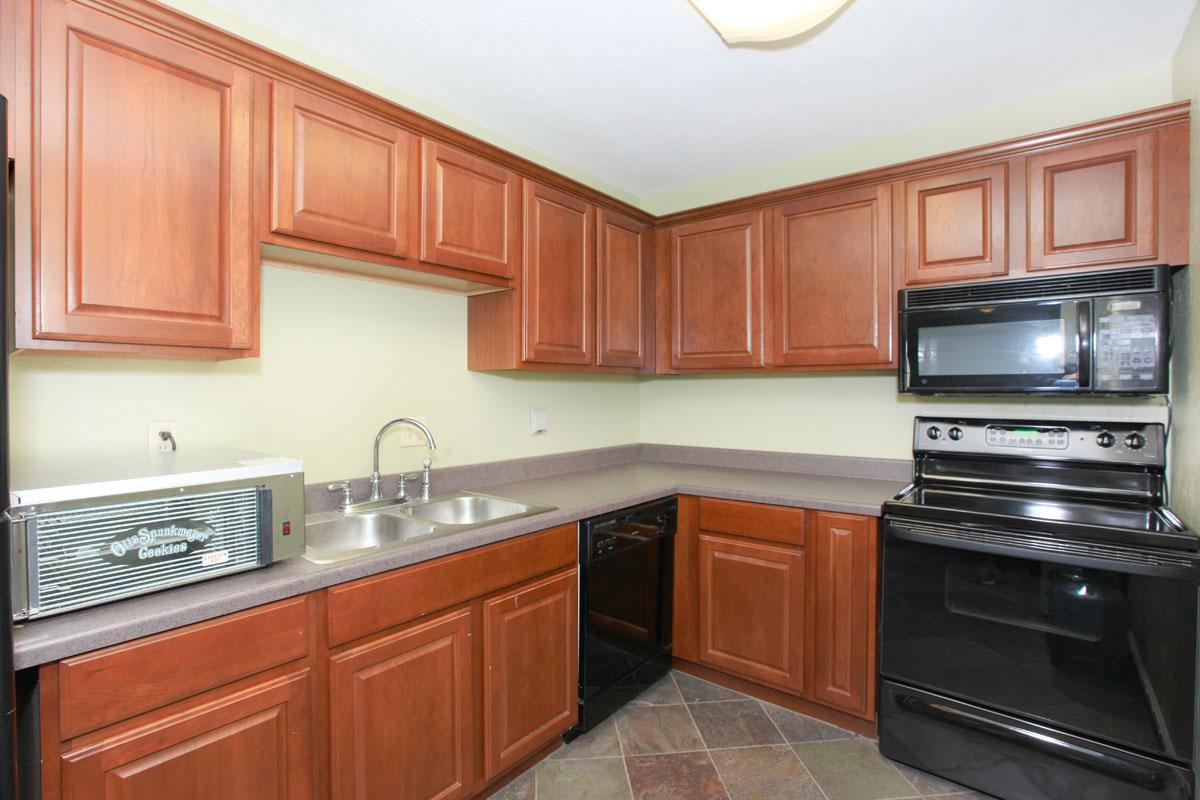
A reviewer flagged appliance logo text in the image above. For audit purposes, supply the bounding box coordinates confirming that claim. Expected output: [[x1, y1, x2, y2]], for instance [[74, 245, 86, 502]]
[[102, 520, 216, 565]]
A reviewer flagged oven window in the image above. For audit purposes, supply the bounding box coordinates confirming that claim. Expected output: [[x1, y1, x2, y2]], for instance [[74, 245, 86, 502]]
[[918, 318, 1068, 376]]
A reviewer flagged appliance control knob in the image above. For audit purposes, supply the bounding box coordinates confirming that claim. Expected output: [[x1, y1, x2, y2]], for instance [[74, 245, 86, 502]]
[[926, 426, 942, 440], [948, 426, 964, 441], [1096, 432, 1116, 448], [1125, 433, 1146, 450]]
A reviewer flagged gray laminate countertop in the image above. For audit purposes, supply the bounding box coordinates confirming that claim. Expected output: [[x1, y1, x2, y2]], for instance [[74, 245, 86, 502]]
[[12, 458, 908, 669]]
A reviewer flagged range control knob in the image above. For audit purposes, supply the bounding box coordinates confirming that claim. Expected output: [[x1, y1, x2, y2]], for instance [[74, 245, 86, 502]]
[[948, 426, 964, 441], [926, 426, 942, 441], [1096, 431, 1116, 448], [1125, 433, 1146, 450]]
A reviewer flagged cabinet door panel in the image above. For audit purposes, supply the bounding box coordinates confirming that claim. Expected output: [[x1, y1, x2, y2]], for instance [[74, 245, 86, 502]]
[[522, 181, 595, 365], [1027, 132, 1157, 270], [483, 568, 578, 779], [770, 185, 893, 366], [811, 512, 875, 718], [34, 0, 254, 350], [903, 164, 1008, 285], [421, 140, 520, 278], [697, 534, 805, 693], [272, 82, 414, 256], [60, 671, 312, 800], [669, 212, 764, 369], [597, 209, 648, 368], [330, 608, 474, 800]]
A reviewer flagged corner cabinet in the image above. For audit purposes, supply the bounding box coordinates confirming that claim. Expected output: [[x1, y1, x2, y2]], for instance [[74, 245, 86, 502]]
[[19, 0, 257, 356]]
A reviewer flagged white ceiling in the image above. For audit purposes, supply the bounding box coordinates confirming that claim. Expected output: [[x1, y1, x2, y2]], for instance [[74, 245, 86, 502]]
[[202, 0, 1196, 199]]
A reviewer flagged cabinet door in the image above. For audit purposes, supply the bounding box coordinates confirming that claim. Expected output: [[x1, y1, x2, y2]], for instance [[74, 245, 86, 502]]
[[483, 568, 578, 780], [33, 0, 254, 351], [770, 185, 893, 367], [59, 671, 312, 800], [902, 163, 1008, 285], [1027, 131, 1157, 271], [522, 181, 595, 365], [810, 512, 875, 718], [329, 608, 474, 800], [597, 209, 649, 368], [421, 140, 521, 278], [272, 82, 415, 257], [697, 534, 805, 693], [669, 211, 764, 370]]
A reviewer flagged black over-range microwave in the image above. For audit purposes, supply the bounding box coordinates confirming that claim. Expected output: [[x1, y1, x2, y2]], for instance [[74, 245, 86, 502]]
[[899, 265, 1170, 395]]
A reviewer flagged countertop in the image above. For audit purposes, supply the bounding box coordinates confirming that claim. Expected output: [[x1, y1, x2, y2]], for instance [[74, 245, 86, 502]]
[[12, 458, 908, 670]]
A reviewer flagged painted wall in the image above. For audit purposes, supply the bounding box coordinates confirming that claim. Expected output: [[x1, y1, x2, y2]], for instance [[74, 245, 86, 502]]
[[9, 266, 640, 484], [1169, 5, 1200, 520]]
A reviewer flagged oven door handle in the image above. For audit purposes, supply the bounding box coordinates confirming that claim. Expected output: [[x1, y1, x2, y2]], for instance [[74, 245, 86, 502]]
[[895, 693, 1166, 790]]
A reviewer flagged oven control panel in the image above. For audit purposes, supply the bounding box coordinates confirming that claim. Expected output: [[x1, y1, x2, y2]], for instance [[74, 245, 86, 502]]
[[914, 418, 1164, 465]]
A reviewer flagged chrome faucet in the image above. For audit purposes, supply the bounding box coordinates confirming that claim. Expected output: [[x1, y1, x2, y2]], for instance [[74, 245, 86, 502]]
[[370, 418, 437, 501]]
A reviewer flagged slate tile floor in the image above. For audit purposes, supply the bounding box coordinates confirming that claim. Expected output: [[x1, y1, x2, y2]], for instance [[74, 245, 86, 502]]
[[488, 670, 994, 800]]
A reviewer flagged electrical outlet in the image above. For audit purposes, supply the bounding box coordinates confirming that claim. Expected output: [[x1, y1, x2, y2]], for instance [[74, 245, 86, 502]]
[[148, 422, 178, 453], [398, 417, 430, 447], [529, 409, 549, 436]]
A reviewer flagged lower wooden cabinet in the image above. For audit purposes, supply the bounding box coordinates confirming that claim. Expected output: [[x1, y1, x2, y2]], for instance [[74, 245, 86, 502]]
[[329, 607, 475, 800], [697, 534, 806, 693], [58, 670, 313, 800], [483, 568, 579, 780]]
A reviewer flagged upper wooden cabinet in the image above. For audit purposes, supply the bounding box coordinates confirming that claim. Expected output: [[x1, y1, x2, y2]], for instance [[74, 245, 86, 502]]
[[769, 185, 893, 368], [668, 211, 765, 370], [271, 82, 417, 258], [522, 181, 596, 365], [1026, 131, 1158, 271], [901, 163, 1009, 285], [421, 140, 522, 279], [597, 209, 651, 369], [23, 0, 256, 355]]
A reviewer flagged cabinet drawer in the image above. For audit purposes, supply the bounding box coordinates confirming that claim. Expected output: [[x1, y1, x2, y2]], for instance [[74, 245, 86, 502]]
[[57, 596, 310, 739], [327, 524, 577, 646], [698, 498, 806, 547]]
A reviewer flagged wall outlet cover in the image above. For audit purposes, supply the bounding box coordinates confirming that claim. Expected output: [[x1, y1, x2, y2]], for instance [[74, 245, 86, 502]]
[[529, 409, 549, 436], [399, 417, 430, 447], [148, 421, 178, 453]]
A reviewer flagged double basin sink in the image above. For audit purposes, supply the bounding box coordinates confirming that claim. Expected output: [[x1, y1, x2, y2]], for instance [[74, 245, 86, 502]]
[[304, 492, 556, 563]]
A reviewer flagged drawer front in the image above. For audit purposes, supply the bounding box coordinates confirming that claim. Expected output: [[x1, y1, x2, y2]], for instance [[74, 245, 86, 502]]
[[58, 596, 310, 739], [698, 498, 806, 547], [327, 524, 577, 647]]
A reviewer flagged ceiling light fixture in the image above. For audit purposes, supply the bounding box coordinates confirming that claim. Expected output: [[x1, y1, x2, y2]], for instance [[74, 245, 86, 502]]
[[689, 0, 853, 44]]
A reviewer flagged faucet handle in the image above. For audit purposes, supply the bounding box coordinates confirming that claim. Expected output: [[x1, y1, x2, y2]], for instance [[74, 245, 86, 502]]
[[396, 472, 420, 502], [326, 481, 354, 512]]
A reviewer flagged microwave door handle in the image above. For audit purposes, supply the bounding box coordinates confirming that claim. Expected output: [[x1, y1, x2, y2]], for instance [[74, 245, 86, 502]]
[[1077, 300, 1091, 388]]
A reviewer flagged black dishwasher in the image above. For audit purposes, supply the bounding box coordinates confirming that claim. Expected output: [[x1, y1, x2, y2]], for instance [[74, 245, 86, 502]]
[[571, 497, 676, 737]]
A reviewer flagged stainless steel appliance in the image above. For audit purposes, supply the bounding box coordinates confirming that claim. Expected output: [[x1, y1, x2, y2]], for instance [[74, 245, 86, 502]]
[[572, 497, 676, 737], [7, 449, 305, 620], [880, 416, 1197, 800], [899, 265, 1170, 395]]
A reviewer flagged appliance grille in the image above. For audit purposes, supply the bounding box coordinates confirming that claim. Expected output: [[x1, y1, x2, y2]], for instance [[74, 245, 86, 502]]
[[903, 267, 1161, 309], [31, 487, 264, 617]]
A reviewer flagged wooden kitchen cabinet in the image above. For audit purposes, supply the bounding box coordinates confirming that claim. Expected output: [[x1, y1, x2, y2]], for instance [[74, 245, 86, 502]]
[[697, 534, 806, 693], [901, 163, 1009, 285], [22, 0, 256, 355], [769, 185, 893, 367], [271, 82, 418, 258], [421, 139, 522, 279], [329, 607, 475, 800], [483, 568, 579, 780], [810, 511, 877, 718], [522, 181, 596, 365], [667, 211, 765, 370], [597, 209, 652, 368]]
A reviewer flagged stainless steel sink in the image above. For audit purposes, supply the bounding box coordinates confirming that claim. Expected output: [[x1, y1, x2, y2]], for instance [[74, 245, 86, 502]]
[[303, 492, 555, 563]]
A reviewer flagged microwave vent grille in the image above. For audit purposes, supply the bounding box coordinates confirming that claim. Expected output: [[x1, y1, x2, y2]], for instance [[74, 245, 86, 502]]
[[904, 267, 1161, 309], [30, 487, 264, 617]]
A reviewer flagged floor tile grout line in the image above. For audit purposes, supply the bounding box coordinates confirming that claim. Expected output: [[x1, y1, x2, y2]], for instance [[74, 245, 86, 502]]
[[615, 691, 637, 800]]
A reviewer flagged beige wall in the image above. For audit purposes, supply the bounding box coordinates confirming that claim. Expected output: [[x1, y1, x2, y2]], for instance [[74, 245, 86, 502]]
[[1170, 5, 1200, 519]]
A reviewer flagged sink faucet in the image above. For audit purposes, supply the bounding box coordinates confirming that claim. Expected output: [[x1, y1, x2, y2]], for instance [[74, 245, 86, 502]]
[[370, 418, 437, 501]]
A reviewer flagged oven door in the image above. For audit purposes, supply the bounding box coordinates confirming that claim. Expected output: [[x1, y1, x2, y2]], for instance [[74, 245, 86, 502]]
[[901, 299, 1089, 393], [881, 519, 1197, 766]]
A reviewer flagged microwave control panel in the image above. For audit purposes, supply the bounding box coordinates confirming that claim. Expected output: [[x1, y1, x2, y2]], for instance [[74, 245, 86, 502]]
[[1094, 295, 1164, 392]]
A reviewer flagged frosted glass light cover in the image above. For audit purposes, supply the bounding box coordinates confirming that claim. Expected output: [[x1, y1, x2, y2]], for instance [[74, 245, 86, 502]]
[[690, 0, 852, 43]]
